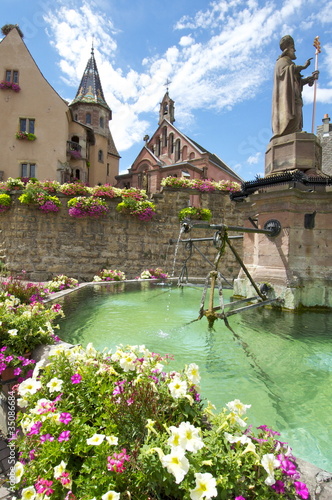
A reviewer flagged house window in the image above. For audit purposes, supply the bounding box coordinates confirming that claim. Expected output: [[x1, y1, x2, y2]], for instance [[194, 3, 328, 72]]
[[21, 163, 36, 178], [98, 150, 104, 162], [5, 70, 19, 83], [20, 118, 35, 134], [100, 116, 104, 128], [86, 112, 91, 124]]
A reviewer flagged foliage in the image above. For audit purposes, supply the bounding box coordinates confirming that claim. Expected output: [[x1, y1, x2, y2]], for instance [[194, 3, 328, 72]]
[[116, 199, 156, 221], [18, 186, 62, 213], [16, 131, 36, 141], [0, 273, 48, 304], [67, 197, 109, 218], [161, 177, 241, 192], [0, 80, 21, 92], [0, 348, 35, 381], [14, 344, 309, 500], [0, 193, 11, 212], [59, 183, 91, 197], [178, 207, 212, 222], [91, 185, 122, 199], [0, 292, 63, 355], [93, 269, 126, 282], [5, 177, 25, 190], [138, 268, 169, 280], [46, 275, 79, 293], [28, 180, 61, 194], [1, 24, 24, 38], [120, 188, 147, 201]]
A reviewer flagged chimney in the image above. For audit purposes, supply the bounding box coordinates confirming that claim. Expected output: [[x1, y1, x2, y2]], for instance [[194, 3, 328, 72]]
[[322, 114, 330, 135]]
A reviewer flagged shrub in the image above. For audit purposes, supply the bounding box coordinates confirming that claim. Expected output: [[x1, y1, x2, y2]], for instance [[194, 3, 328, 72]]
[[0, 193, 11, 212], [47, 275, 79, 293], [67, 197, 109, 218], [178, 207, 212, 222], [93, 269, 126, 282]]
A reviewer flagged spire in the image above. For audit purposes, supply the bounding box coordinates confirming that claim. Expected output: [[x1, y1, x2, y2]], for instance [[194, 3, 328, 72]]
[[158, 88, 175, 125], [71, 47, 110, 111]]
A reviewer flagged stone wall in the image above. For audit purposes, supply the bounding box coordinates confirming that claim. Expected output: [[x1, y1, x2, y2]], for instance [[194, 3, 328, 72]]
[[0, 188, 243, 282]]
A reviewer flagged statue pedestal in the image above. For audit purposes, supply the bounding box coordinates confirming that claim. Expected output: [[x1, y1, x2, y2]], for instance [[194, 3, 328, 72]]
[[265, 132, 322, 176]]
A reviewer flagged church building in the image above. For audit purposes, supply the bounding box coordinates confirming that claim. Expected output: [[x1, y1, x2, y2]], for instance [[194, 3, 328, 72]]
[[115, 90, 242, 194], [0, 24, 119, 185]]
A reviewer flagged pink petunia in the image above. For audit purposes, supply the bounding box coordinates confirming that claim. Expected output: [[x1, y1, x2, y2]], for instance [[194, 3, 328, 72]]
[[71, 373, 82, 384], [58, 431, 71, 442], [59, 412, 72, 424]]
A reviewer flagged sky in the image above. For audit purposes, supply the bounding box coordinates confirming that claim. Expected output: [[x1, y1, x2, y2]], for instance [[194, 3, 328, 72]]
[[2, 0, 332, 181]]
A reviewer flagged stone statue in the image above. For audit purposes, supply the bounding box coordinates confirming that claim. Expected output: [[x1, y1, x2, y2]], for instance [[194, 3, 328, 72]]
[[272, 35, 319, 138]]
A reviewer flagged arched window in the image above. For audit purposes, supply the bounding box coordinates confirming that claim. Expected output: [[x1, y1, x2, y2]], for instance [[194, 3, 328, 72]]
[[86, 112, 91, 124], [98, 150, 104, 162], [169, 133, 174, 155], [175, 139, 181, 161], [182, 146, 188, 161], [156, 139, 161, 157], [162, 126, 167, 147], [189, 152, 195, 160], [100, 116, 104, 128]]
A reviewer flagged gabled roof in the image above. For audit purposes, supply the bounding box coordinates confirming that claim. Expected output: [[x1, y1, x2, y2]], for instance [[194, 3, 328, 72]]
[[70, 48, 110, 111]]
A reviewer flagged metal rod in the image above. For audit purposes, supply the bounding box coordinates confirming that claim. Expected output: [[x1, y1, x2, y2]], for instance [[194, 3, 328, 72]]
[[219, 298, 280, 317], [187, 222, 274, 236], [225, 237, 265, 300], [210, 296, 260, 311], [169, 235, 243, 244]]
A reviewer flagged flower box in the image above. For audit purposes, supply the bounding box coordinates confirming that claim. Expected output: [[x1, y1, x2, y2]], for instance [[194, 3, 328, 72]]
[[0, 80, 20, 92]]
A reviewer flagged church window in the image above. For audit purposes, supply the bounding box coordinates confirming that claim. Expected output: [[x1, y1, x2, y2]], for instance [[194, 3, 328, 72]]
[[163, 103, 168, 114], [20, 118, 35, 134], [189, 152, 195, 160], [86, 112, 91, 124], [169, 133, 174, 155], [162, 126, 167, 147], [98, 150, 104, 162], [156, 139, 161, 157], [100, 116, 104, 128], [175, 139, 181, 161], [21, 163, 36, 178], [182, 146, 188, 161]]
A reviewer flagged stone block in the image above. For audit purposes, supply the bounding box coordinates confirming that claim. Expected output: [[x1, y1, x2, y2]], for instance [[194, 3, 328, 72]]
[[265, 132, 322, 175]]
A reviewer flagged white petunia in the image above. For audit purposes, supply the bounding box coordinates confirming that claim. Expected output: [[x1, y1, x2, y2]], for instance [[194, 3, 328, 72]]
[[106, 435, 119, 445], [13, 461, 24, 483], [185, 363, 201, 385], [161, 448, 189, 484], [54, 460, 67, 479], [21, 485, 36, 499], [119, 352, 137, 372], [168, 377, 187, 399], [224, 432, 251, 445], [86, 433, 105, 445], [226, 399, 251, 416], [18, 378, 42, 397], [101, 490, 120, 500], [46, 377, 64, 393], [85, 342, 97, 357], [190, 472, 218, 500], [8, 329, 18, 336], [261, 453, 280, 485]]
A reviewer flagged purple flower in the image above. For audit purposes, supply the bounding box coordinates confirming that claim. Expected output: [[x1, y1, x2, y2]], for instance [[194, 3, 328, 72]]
[[271, 480, 285, 494], [277, 454, 299, 477], [294, 481, 310, 499], [59, 412, 72, 424], [71, 373, 82, 384], [40, 434, 55, 442], [28, 421, 43, 436], [58, 431, 71, 442], [235, 497, 246, 500], [13, 367, 22, 376]]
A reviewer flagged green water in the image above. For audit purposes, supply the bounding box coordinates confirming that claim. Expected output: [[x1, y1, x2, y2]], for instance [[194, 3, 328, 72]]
[[57, 282, 332, 471]]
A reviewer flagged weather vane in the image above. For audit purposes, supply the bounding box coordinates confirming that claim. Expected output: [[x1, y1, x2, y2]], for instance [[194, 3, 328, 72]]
[[164, 78, 172, 93], [311, 36, 321, 133]]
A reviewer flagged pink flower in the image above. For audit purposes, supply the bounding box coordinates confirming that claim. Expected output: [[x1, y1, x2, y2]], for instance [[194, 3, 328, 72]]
[[271, 480, 285, 494], [59, 412, 72, 424], [40, 434, 55, 443], [28, 421, 42, 436], [294, 481, 310, 499], [58, 431, 71, 442], [71, 373, 82, 384]]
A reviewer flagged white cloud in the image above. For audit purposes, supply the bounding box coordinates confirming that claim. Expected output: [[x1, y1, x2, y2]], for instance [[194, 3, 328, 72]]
[[247, 152, 261, 165], [179, 35, 194, 47]]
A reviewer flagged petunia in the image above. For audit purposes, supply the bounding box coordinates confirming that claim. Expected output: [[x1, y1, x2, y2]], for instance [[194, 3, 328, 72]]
[[59, 412, 72, 424], [54, 460, 67, 479], [261, 453, 280, 485], [226, 399, 251, 416], [58, 431, 71, 442], [86, 433, 105, 445], [18, 378, 42, 396], [119, 352, 137, 372], [190, 472, 218, 500], [168, 377, 187, 399], [177, 421, 204, 453], [101, 491, 120, 500], [13, 462, 24, 483], [106, 435, 119, 445], [46, 377, 64, 393], [21, 485, 36, 499], [294, 481, 310, 499], [185, 363, 201, 385], [271, 480, 285, 494], [161, 448, 189, 484], [71, 373, 82, 384], [40, 433, 54, 442]]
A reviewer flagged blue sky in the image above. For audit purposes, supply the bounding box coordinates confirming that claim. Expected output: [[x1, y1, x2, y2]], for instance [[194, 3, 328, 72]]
[[2, 0, 332, 180]]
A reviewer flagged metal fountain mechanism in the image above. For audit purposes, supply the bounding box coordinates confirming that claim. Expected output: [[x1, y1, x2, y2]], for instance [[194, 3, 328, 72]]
[[176, 218, 282, 329]]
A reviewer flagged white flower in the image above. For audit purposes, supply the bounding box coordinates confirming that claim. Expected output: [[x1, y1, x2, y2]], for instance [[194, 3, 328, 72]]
[[106, 435, 118, 445], [49, 344, 69, 357], [93, 275, 102, 281], [119, 352, 137, 372], [13, 462, 24, 483], [54, 460, 67, 479], [167, 426, 183, 449], [8, 328, 18, 336], [21, 485, 36, 499], [168, 377, 187, 398], [17, 397, 28, 408], [185, 363, 201, 385], [190, 472, 218, 500], [85, 342, 97, 357], [161, 448, 189, 484], [18, 378, 42, 397], [226, 399, 251, 416], [32, 359, 46, 379], [46, 377, 64, 393], [261, 453, 280, 485], [177, 421, 204, 453], [224, 432, 251, 445], [228, 412, 247, 428], [101, 491, 120, 500], [86, 433, 105, 445]]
